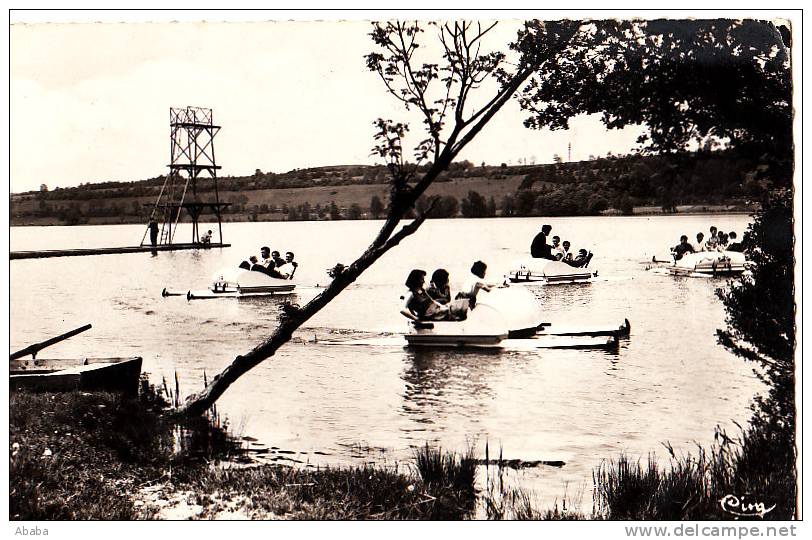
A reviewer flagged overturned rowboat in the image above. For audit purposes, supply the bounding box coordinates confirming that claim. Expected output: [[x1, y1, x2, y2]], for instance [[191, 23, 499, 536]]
[[506, 259, 597, 285]]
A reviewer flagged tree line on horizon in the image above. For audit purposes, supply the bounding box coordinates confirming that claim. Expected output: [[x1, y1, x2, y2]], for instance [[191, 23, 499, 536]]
[[11, 148, 767, 225]]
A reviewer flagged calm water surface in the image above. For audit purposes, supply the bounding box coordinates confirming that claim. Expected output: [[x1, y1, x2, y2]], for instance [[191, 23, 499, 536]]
[[10, 216, 763, 511]]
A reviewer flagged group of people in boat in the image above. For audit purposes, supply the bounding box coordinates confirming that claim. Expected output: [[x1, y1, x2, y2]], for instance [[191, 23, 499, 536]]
[[238, 246, 298, 279], [401, 261, 499, 322], [672, 226, 744, 261], [530, 224, 593, 268]]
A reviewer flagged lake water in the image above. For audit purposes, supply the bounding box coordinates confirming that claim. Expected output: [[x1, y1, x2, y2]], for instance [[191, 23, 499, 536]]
[[10, 215, 764, 511]]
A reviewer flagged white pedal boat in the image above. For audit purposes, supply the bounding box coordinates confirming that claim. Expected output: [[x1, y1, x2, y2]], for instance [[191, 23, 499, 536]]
[[405, 287, 542, 347], [668, 251, 747, 277], [162, 268, 297, 300], [506, 259, 597, 285]]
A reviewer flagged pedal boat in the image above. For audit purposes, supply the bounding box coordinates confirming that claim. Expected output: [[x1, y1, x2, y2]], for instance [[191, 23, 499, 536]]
[[506, 258, 596, 285], [405, 287, 543, 347], [165, 268, 297, 300], [668, 251, 747, 277]]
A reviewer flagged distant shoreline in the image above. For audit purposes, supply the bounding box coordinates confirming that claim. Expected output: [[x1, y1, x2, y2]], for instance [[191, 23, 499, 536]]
[[9, 205, 753, 227]]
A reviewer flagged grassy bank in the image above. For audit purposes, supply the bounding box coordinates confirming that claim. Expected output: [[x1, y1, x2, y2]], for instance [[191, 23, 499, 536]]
[[11, 383, 795, 520], [9, 386, 478, 520]]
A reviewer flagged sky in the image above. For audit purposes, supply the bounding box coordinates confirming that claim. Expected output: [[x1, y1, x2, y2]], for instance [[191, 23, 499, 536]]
[[8, 13, 651, 194]]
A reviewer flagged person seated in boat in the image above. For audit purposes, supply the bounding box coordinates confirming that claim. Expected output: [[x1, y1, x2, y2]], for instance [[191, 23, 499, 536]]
[[401, 269, 454, 322], [200, 230, 212, 245], [727, 231, 744, 252], [427, 268, 469, 319], [530, 224, 556, 260], [457, 261, 497, 308], [276, 251, 299, 279], [253, 248, 284, 278], [271, 250, 286, 267], [717, 232, 729, 251], [249, 255, 264, 272], [427, 268, 451, 304], [259, 246, 274, 268], [673, 235, 695, 261], [705, 226, 719, 251], [695, 232, 705, 252], [551, 236, 566, 260], [565, 248, 592, 268], [560, 240, 573, 262]]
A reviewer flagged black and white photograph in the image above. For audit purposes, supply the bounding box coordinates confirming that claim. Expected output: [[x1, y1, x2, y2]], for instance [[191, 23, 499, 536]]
[[7, 8, 801, 531]]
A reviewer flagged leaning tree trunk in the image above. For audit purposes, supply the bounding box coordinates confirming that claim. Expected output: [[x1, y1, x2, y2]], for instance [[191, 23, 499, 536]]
[[175, 49, 548, 417]]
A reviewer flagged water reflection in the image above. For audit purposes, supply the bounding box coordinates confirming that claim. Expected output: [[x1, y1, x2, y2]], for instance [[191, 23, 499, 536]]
[[401, 348, 501, 427]]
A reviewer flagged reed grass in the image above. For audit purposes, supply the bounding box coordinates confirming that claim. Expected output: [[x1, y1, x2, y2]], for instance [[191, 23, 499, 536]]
[[592, 423, 796, 520]]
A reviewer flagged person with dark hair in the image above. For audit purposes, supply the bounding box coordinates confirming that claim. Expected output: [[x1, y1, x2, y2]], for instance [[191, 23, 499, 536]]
[[253, 247, 284, 278], [401, 269, 451, 321], [695, 232, 705, 252], [551, 235, 564, 260], [148, 216, 159, 248], [427, 269, 451, 304], [271, 250, 285, 267], [277, 251, 298, 279], [565, 249, 593, 268], [705, 226, 719, 251], [717, 232, 729, 251], [727, 231, 744, 252], [200, 230, 213, 245], [560, 240, 573, 262], [249, 255, 263, 272], [673, 235, 695, 261], [459, 260, 495, 308], [531, 224, 556, 260], [259, 246, 273, 268]]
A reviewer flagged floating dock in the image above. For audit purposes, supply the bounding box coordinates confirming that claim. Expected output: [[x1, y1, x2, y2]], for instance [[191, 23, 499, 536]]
[[10, 242, 230, 260]]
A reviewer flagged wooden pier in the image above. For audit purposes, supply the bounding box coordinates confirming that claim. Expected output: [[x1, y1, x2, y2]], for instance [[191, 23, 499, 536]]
[[10, 242, 230, 260]]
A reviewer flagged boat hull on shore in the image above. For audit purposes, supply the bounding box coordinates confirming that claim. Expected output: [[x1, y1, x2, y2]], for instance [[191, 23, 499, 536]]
[[10, 356, 143, 395], [506, 259, 596, 285]]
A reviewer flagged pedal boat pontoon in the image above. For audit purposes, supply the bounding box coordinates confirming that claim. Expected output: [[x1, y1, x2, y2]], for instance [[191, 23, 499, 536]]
[[667, 251, 748, 277], [163, 268, 297, 300], [404, 287, 542, 347], [506, 258, 597, 285]]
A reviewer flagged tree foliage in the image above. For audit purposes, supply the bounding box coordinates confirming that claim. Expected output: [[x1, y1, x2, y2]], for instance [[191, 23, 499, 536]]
[[518, 19, 791, 176], [177, 19, 593, 416], [717, 190, 795, 424]]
